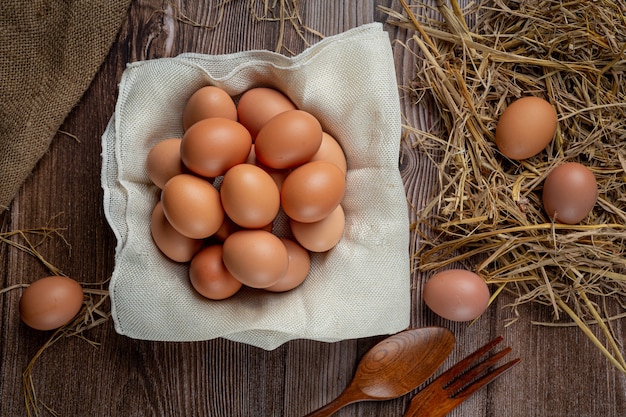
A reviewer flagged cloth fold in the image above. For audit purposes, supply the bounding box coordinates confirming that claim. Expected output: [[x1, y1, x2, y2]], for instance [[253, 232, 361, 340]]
[[102, 23, 411, 350], [0, 0, 131, 210]]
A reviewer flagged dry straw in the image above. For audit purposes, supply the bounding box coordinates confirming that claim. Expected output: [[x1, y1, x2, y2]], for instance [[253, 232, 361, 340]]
[[381, 0, 626, 374]]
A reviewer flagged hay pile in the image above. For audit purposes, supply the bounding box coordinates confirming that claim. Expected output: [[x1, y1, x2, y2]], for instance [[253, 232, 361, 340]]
[[382, 0, 626, 373]]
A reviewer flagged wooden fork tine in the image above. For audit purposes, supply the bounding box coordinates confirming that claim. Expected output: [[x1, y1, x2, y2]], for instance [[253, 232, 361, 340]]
[[451, 357, 521, 402], [435, 336, 504, 386], [444, 346, 513, 394]]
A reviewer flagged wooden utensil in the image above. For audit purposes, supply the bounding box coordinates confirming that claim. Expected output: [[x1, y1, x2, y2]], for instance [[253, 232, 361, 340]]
[[403, 336, 521, 417], [304, 327, 455, 417]]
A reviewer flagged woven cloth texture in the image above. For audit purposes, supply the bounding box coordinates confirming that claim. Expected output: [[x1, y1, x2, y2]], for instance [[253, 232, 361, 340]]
[[0, 0, 130, 210], [102, 23, 411, 350]]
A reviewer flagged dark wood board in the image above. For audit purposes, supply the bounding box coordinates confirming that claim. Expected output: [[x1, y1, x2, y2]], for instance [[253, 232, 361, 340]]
[[1, 1, 625, 416]]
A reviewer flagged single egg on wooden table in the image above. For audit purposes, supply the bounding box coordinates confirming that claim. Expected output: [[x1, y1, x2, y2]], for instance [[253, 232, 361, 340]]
[[180, 117, 252, 178], [264, 238, 311, 293], [161, 174, 224, 239], [150, 201, 203, 262], [182, 85, 237, 131], [236, 87, 297, 139], [222, 230, 289, 289], [189, 245, 243, 300], [281, 161, 346, 223], [542, 162, 598, 224], [290, 204, 345, 252], [219, 164, 280, 229], [146, 138, 186, 189], [19, 276, 84, 331], [495, 96, 557, 160], [254, 109, 323, 169], [422, 269, 490, 322]]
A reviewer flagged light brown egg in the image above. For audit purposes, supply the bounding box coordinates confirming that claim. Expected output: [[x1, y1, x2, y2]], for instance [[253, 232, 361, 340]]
[[180, 117, 252, 177], [309, 132, 348, 174], [182, 86, 237, 131], [189, 245, 243, 300], [146, 138, 185, 189], [264, 238, 311, 292], [542, 162, 597, 224], [220, 164, 280, 229], [290, 204, 345, 252], [150, 201, 203, 262], [236, 87, 297, 139], [423, 269, 490, 322], [222, 230, 289, 288], [19, 276, 84, 331], [254, 110, 323, 169], [495, 96, 557, 160], [161, 174, 224, 239], [281, 161, 346, 223]]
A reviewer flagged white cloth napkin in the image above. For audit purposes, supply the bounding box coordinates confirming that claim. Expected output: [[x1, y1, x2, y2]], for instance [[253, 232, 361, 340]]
[[101, 22, 411, 350]]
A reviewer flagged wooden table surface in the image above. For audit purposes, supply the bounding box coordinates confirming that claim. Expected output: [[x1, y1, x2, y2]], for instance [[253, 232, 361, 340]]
[[1, 1, 625, 416]]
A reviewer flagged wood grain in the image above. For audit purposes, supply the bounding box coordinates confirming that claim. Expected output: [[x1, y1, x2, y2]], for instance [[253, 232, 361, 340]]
[[1, 1, 625, 416]]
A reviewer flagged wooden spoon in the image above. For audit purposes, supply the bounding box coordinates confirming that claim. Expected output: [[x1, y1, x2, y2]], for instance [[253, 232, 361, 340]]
[[304, 327, 455, 417]]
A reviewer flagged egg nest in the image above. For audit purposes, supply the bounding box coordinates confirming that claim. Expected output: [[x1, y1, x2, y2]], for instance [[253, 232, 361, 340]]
[[383, 0, 626, 373]]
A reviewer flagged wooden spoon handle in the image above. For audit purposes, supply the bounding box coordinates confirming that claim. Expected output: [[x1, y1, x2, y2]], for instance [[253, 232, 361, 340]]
[[303, 387, 363, 417]]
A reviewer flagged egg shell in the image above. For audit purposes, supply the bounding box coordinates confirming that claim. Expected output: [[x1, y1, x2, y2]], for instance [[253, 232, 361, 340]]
[[182, 86, 237, 131], [542, 162, 597, 224], [254, 109, 323, 169], [264, 238, 311, 292], [220, 164, 280, 229], [150, 201, 203, 262], [281, 161, 346, 223], [222, 230, 289, 288], [290, 204, 345, 252], [236, 87, 297, 139], [161, 174, 224, 239], [19, 276, 84, 331], [309, 132, 348, 174], [189, 245, 243, 300], [495, 96, 557, 160], [423, 269, 490, 322], [180, 117, 252, 177], [246, 144, 290, 191], [146, 138, 186, 189]]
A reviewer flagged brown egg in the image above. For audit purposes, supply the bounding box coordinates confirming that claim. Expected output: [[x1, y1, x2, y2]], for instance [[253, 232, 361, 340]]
[[182, 86, 237, 131], [189, 245, 243, 300], [161, 174, 224, 239], [220, 164, 280, 229], [222, 230, 289, 288], [542, 162, 597, 224], [19, 276, 84, 331], [180, 117, 252, 177], [423, 269, 490, 322], [236, 87, 297, 139], [290, 204, 345, 252], [309, 132, 348, 174], [495, 96, 557, 160], [146, 138, 185, 189], [150, 201, 203, 262], [254, 110, 323, 169], [264, 238, 311, 292], [281, 161, 346, 223]]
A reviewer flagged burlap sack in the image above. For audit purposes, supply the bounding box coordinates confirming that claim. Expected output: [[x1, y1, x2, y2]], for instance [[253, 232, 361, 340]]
[[0, 0, 130, 210], [102, 23, 411, 350]]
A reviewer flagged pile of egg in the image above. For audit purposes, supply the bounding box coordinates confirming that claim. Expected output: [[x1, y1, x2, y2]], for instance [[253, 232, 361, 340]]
[[146, 86, 348, 300]]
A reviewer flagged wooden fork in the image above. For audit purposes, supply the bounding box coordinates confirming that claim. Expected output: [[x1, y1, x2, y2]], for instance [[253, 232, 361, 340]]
[[403, 336, 521, 417]]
